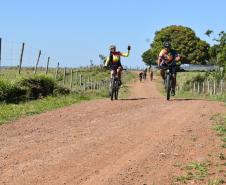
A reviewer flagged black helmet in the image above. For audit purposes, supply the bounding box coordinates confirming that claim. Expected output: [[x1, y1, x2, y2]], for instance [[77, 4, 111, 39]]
[[163, 41, 171, 49]]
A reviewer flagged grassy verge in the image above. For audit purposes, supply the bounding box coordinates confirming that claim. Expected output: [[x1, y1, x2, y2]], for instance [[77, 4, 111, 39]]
[[211, 114, 226, 148], [169, 71, 226, 102], [174, 90, 226, 103], [173, 160, 225, 185], [0, 91, 107, 125], [172, 114, 226, 185], [0, 71, 136, 125]]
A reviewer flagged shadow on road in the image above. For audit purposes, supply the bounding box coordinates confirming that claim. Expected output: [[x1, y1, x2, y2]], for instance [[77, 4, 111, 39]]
[[172, 98, 205, 101], [120, 98, 148, 101]]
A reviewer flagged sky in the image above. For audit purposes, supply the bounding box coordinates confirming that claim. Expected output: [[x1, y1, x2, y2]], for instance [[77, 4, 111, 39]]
[[0, 0, 226, 68]]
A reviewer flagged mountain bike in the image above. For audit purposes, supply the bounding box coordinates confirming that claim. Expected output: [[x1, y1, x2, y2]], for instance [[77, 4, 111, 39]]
[[110, 74, 120, 101], [139, 73, 143, 82], [159, 63, 180, 100]]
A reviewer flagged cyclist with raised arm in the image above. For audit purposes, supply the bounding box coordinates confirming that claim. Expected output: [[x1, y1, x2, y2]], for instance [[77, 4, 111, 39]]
[[157, 41, 181, 96], [104, 45, 131, 86]]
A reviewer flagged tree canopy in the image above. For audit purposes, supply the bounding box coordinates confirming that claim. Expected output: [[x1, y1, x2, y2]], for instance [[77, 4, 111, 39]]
[[142, 25, 210, 65], [206, 31, 226, 66]]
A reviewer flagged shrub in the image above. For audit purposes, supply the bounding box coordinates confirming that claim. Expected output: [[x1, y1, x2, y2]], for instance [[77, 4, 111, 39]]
[[0, 79, 27, 103], [53, 86, 71, 96], [18, 75, 55, 99]]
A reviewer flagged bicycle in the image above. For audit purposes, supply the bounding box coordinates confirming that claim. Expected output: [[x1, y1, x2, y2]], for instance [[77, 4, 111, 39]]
[[110, 74, 120, 101], [109, 68, 127, 101], [158, 63, 180, 100], [139, 73, 143, 82]]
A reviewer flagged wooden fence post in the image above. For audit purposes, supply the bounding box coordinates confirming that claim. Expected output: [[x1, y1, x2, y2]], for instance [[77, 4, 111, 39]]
[[197, 82, 200, 94], [84, 78, 86, 91], [90, 78, 93, 91], [190, 82, 192, 93], [220, 79, 223, 95], [79, 74, 82, 87], [70, 69, 73, 90], [55, 62, 59, 79], [63, 67, 66, 85], [34, 50, 41, 74], [202, 81, 205, 94], [45, 57, 50, 75], [18, 42, 25, 74], [75, 71, 78, 85], [207, 80, 210, 95], [193, 82, 196, 93]]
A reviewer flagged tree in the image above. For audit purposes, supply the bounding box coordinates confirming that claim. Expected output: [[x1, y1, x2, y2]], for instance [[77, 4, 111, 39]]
[[206, 30, 226, 66], [142, 25, 210, 65], [141, 49, 156, 66]]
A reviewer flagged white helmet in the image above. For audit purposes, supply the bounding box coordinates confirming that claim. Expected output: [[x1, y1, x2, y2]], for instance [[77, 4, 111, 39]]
[[109, 44, 116, 50]]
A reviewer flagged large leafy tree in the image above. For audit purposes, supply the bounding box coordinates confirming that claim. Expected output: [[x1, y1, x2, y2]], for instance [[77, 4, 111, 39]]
[[142, 25, 210, 65], [206, 31, 226, 66]]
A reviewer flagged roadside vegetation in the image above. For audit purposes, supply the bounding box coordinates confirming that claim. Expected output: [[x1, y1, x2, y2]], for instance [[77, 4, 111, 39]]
[[0, 68, 135, 124], [172, 114, 226, 185]]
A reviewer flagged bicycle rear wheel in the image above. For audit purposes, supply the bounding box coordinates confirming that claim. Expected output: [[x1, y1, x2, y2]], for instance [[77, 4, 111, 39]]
[[114, 81, 119, 100], [166, 74, 171, 100], [110, 78, 115, 101]]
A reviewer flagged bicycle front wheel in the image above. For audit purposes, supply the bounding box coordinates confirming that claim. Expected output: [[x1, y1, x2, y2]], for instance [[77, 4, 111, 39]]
[[166, 74, 171, 100], [110, 78, 115, 101]]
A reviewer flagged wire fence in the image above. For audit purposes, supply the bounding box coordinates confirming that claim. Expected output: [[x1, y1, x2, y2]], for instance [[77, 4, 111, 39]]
[[0, 38, 111, 92], [177, 79, 226, 96]]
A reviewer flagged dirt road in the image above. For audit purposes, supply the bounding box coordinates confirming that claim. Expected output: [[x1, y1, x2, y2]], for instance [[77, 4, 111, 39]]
[[0, 79, 225, 185]]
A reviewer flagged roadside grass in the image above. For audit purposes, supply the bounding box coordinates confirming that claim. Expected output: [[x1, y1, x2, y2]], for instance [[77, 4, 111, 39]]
[[174, 71, 226, 102], [0, 67, 110, 85], [211, 114, 226, 148], [173, 160, 225, 185], [173, 161, 210, 183], [0, 91, 105, 124], [174, 89, 226, 103], [171, 105, 226, 185], [0, 71, 136, 125]]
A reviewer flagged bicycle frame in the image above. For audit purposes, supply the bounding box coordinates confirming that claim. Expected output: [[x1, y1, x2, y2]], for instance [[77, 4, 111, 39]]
[[159, 63, 179, 100]]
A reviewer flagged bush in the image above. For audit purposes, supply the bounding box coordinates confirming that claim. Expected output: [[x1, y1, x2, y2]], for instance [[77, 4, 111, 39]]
[[0, 75, 71, 103], [53, 86, 71, 96], [0, 79, 27, 103], [18, 75, 55, 99]]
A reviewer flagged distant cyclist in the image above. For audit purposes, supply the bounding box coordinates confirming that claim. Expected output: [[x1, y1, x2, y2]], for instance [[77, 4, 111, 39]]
[[143, 68, 147, 80], [157, 41, 181, 96], [139, 72, 143, 82], [104, 45, 131, 86]]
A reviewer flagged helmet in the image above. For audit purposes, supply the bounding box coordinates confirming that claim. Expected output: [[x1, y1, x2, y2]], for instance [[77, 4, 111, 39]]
[[109, 44, 116, 50], [163, 41, 171, 49]]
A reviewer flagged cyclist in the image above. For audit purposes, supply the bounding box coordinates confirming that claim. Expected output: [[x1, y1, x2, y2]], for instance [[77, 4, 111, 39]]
[[143, 68, 147, 80], [157, 41, 181, 96], [104, 45, 131, 86], [139, 72, 143, 82]]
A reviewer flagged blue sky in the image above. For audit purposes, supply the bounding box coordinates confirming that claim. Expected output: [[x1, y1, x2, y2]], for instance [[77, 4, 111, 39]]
[[0, 0, 226, 67]]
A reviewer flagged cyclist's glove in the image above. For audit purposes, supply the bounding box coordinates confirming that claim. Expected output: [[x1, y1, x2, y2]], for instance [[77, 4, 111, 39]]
[[128, 45, 131, 51]]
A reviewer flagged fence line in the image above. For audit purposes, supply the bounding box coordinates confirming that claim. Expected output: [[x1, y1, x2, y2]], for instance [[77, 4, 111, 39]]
[[177, 79, 226, 96], [0, 38, 111, 93]]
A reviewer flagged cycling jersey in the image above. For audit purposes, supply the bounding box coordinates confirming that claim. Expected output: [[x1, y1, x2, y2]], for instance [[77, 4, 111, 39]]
[[105, 51, 129, 66], [159, 49, 178, 66]]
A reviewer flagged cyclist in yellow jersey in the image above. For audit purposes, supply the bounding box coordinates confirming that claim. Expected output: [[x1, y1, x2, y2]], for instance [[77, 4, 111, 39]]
[[104, 45, 131, 85], [157, 41, 181, 96]]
